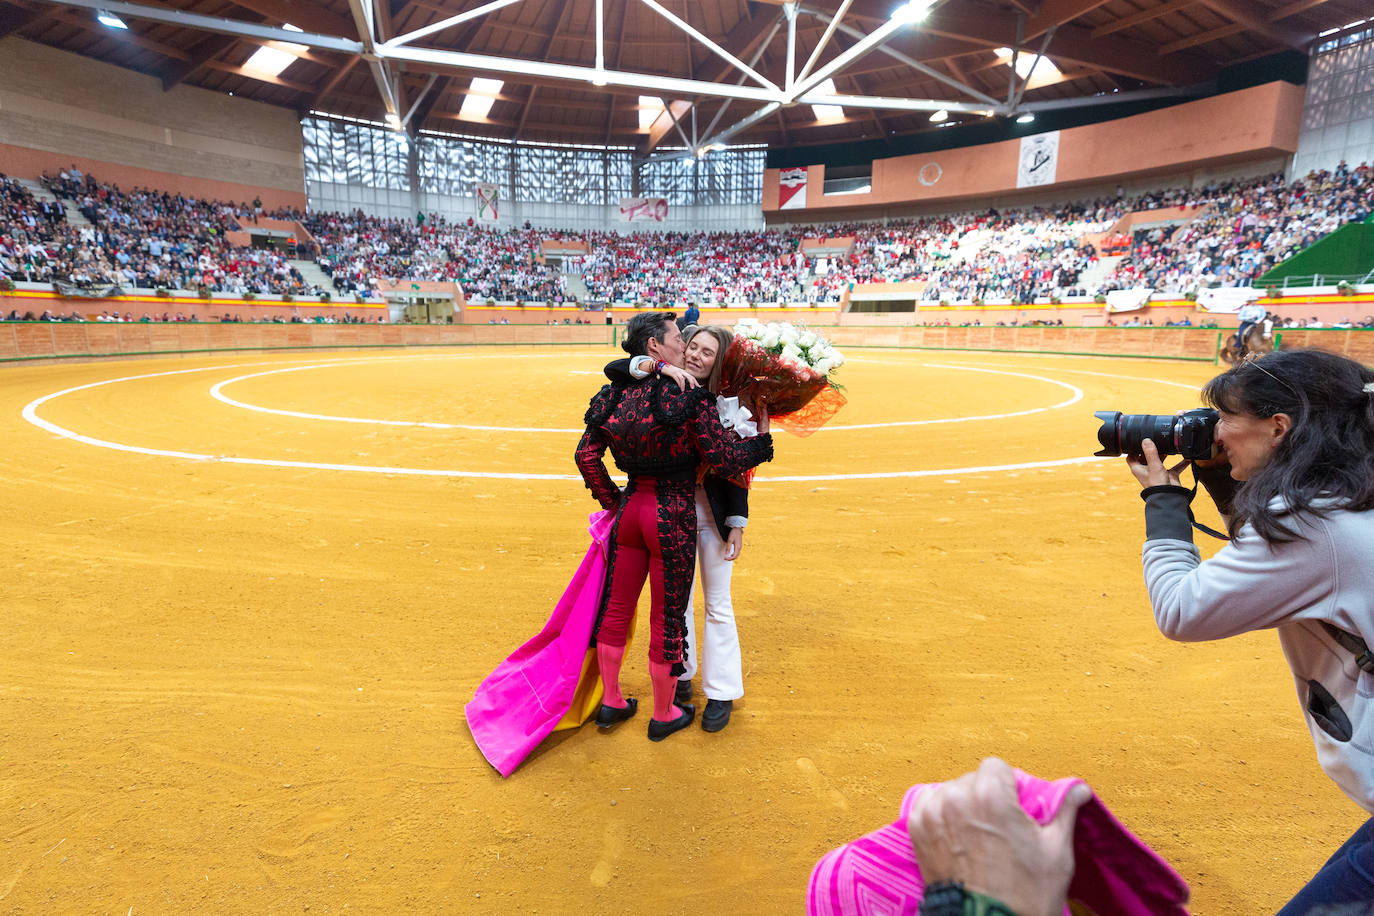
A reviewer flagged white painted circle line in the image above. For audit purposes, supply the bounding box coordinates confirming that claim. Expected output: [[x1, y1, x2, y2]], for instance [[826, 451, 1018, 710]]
[[209, 364, 584, 433], [208, 359, 1084, 433], [763, 455, 1113, 481], [820, 364, 1083, 430], [20, 357, 1113, 483], [927, 360, 1203, 392], [21, 365, 589, 480]]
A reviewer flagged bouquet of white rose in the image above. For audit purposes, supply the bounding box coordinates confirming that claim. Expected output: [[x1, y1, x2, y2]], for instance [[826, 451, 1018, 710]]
[[732, 318, 847, 377], [719, 319, 847, 437]]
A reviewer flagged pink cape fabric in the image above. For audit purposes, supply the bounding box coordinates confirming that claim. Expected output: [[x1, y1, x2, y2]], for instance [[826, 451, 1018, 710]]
[[808, 769, 1190, 916], [465, 510, 613, 778]]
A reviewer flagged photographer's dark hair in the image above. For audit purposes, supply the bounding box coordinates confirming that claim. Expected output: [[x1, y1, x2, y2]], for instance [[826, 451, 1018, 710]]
[[1202, 349, 1374, 542], [621, 311, 676, 356]]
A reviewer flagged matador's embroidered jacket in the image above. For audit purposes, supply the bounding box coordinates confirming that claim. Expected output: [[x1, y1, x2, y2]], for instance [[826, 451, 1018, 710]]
[[575, 377, 773, 668]]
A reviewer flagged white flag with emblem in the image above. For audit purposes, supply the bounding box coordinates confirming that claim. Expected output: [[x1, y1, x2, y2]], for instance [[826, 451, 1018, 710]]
[[475, 183, 500, 222], [1016, 131, 1060, 188]]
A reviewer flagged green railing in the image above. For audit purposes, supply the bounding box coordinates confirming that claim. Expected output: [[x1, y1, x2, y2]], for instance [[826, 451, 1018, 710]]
[[1269, 273, 1372, 289]]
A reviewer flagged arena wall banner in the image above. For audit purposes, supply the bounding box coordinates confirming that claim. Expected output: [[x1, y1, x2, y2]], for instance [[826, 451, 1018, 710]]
[[1105, 287, 1153, 312], [1016, 131, 1060, 188], [617, 197, 669, 222], [778, 167, 808, 209], [53, 280, 125, 299], [1196, 286, 1261, 313], [475, 183, 500, 223]]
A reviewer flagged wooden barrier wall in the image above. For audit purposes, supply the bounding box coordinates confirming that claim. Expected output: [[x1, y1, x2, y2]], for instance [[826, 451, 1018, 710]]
[[5, 321, 1372, 366], [819, 325, 1374, 363], [1, 289, 386, 323], [462, 294, 1374, 329], [0, 322, 613, 363]]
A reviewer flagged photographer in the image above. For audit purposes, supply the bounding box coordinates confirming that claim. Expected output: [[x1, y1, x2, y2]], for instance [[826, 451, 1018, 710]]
[[1126, 349, 1374, 913]]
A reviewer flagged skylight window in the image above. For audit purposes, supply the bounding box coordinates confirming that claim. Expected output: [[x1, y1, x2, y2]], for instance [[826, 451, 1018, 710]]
[[638, 96, 666, 131], [459, 77, 504, 121], [811, 79, 845, 124], [242, 23, 305, 77], [995, 47, 1063, 90]]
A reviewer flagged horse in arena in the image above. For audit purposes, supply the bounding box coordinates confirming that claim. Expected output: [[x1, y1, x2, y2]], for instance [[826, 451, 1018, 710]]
[[1218, 322, 1276, 363]]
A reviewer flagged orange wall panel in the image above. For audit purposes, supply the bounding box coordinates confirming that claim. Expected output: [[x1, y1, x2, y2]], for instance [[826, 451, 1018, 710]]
[[0, 143, 307, 211], [764, 82, 1304, 215], [5, 320, 1372, 367], [15, 327, 55, 356], [1343, 334, 1374, 363], [48, 324, 87, 354]]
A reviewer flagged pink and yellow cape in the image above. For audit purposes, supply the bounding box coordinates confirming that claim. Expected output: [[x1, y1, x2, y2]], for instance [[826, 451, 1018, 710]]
[[465, 510, 618, 778]]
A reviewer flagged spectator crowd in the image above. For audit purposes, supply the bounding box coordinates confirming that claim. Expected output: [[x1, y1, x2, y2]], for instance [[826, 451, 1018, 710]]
[[5, 162, 1372, 312], [3, 168, 321, 297]]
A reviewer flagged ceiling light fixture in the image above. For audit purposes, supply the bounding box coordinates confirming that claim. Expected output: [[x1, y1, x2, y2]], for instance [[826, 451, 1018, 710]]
[[96, 10, 128, 28], [1016, 112, 1035, 124], [929, 109, 948, 122]]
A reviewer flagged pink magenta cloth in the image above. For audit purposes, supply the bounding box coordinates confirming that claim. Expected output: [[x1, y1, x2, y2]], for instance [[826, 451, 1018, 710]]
[[808, 769, 1190, 916], [465, 510, 613, 778]]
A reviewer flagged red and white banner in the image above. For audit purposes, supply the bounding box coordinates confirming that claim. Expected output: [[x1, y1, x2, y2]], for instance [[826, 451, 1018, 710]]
[[618, 197, 669, 222], [475, 183, 500, 223], [779, 167, 808, 210]]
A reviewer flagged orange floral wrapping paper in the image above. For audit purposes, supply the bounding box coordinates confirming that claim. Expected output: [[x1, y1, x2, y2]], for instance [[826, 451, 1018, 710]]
[[717, 333, 846, 439]]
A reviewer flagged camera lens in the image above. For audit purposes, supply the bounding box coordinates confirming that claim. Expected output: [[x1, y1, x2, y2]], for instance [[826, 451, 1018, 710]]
[[1093, 409, 1219, 460]]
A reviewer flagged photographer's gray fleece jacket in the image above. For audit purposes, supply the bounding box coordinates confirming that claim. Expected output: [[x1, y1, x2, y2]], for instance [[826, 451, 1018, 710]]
[[1142, 482, 1374, 814]]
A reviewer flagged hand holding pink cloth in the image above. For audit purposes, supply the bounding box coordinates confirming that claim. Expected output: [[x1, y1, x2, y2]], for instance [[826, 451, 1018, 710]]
[[464, 510, 614, 778], [808, 769, 1189, 916]]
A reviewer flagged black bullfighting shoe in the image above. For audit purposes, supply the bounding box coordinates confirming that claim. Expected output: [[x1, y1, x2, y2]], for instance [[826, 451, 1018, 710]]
[[595, 697, 638, 728], [701, 699, 733, 733], [647, 704, 695, 742]]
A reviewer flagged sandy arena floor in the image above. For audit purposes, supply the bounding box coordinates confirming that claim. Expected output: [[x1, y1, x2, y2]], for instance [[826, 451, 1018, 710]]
[[1, 344, 1365, 914]]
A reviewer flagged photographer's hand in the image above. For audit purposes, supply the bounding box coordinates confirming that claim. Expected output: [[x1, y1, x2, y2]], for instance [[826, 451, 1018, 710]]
[[907, 757, 1089, 916], [1126, 438, 1190, 489]]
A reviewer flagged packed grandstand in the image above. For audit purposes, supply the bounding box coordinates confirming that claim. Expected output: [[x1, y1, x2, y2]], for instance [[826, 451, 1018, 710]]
[[3, 161, 1371, 315]]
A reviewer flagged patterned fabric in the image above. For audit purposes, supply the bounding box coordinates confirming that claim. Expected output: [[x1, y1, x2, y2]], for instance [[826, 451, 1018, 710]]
[[575, 376, 773, 670], [807, 770, 1190, 916], [651, 480, 696, 666]]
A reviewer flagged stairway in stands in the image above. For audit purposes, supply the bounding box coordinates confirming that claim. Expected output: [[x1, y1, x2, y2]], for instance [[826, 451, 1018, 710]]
[[290, 258, 334, 292], [1078, 254, 1125, 293], [563, 272, 588, 301], [17, 178, 94, 230]]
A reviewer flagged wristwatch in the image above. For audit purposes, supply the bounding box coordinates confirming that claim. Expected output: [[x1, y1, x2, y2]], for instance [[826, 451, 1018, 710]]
[[919, 882, 1021, 916]]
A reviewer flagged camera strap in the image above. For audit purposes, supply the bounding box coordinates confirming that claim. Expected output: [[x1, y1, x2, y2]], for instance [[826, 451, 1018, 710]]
[[1186, 480, 1230, 541], [1321, 622, 1374, 675]]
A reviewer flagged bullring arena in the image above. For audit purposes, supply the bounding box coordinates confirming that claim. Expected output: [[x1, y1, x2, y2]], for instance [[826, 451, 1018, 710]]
[[5, 0, 1374, 912], [1, 330, 1371, 913]]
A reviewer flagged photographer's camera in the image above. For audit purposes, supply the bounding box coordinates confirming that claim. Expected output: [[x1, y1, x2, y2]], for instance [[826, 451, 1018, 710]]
[[1093, 408, 1219, 460]]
